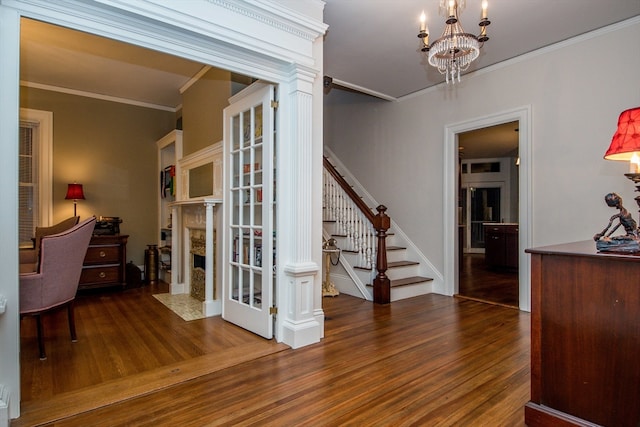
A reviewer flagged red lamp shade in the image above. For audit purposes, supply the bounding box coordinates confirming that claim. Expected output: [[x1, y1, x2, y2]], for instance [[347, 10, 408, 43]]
[[65, 183, 85, 201], [604, 107, 640, 161]]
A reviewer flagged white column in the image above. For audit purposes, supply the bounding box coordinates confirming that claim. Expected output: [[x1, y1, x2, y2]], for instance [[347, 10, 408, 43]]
[[169, 204, 185, 295], [0, 5, 21, 420], [202, 199, 221, 316], [279, 67, 322, 348]]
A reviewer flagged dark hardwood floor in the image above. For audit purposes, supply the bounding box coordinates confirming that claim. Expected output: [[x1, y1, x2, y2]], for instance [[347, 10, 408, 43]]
[[458, 253, 519, 308], [14, 284, 530, 426]]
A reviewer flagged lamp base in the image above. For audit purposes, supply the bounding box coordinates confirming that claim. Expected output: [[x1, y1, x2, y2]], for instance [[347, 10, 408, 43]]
[[625, 174, 640, 226]]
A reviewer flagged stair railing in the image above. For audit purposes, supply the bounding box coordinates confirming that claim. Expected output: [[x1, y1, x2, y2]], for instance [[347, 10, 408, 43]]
[[323, 156, 391, 303]]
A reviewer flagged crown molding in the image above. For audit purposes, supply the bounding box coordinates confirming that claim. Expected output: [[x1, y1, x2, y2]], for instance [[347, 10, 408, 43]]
[[20, 81, 178, 112]]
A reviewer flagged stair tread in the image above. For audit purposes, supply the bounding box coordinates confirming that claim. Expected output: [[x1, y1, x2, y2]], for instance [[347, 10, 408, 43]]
[[386, 246, 406, 251], [390, 276, 433, 287], [353, 259, 418, 271], [366, 276, 433, 288], [388, 260, 419, 268]]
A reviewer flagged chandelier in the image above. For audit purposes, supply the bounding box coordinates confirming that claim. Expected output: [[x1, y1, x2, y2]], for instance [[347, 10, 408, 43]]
[[417, 0, 491, 84]]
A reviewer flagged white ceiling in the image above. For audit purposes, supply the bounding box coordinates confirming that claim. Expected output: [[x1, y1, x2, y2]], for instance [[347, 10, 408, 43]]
[[323, 0, 640, 99]]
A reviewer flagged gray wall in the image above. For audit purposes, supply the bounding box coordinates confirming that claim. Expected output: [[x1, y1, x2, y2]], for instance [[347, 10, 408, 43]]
[[325, 19, 640, 275]]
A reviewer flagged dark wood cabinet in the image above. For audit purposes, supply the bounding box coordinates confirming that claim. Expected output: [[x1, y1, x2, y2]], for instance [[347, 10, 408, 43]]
[[79, 234, 128, 290], [484, 223, 518, 269], [525, 241, 640, 426]]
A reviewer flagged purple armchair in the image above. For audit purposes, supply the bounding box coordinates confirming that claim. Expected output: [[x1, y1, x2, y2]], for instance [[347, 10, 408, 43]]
[[20, 216, 96, 360]]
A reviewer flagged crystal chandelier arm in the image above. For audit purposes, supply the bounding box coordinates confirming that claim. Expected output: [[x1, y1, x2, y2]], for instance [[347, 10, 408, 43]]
[[415, 0, 491, 84]]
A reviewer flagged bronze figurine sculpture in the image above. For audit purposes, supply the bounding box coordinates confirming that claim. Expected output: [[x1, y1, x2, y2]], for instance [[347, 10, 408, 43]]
[[594, 192, 640, 252]]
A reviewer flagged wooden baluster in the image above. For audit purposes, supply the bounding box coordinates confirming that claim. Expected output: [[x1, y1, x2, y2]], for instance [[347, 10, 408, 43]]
[[355, 214, 362, 266], [373, 205, 391, 304], [366, 224, 374, 269]]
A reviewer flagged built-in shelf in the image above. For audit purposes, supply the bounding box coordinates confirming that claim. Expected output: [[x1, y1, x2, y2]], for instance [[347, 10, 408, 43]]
[[157, 130, 182, 285]]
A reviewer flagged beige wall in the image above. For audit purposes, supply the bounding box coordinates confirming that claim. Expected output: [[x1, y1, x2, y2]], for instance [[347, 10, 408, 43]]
[[181, 67, 231, 155], [20, 87, 175, 265]]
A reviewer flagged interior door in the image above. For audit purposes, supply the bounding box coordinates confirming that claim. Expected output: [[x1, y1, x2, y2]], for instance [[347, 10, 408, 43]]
[[222, 83, 275, 339]]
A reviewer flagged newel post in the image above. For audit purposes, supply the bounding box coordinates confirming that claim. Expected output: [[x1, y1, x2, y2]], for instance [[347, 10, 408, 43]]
[[373, 205, 391, 304]]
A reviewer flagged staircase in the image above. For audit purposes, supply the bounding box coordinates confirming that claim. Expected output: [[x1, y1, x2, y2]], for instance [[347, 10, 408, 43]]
[[323, 154, 438, 302]]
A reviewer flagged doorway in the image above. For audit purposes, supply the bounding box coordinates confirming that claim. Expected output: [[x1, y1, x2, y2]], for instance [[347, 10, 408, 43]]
[[457, 123, 519, 307], [443, 107, 532, 312], [20, 18, 262, 403], [3, 1, 326, 420]]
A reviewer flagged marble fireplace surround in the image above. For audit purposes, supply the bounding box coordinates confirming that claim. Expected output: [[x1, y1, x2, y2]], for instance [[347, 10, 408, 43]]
[[190, 229, 206, 302], [168, 198, 222, 317]]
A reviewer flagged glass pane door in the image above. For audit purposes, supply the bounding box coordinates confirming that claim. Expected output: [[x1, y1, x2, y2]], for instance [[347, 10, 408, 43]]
[[230, 105, 263, 307], [224, 83, 274, 339]]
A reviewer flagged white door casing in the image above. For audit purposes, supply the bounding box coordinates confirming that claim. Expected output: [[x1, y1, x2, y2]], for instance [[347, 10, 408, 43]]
[[443, 106, 532, 312]]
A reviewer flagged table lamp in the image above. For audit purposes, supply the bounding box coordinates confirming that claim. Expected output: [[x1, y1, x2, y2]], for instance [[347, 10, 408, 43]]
[[65, 183, 85, 216]]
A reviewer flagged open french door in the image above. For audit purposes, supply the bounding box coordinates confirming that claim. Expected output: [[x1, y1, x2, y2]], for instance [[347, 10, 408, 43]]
[[222, 82, 275, 339]]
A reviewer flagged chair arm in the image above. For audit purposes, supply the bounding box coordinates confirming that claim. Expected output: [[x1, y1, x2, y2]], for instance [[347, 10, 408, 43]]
[[19, 272, 44, 314]]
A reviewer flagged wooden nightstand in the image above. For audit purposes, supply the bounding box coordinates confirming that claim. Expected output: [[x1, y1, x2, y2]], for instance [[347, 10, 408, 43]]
[[79, 234, 128, 290]]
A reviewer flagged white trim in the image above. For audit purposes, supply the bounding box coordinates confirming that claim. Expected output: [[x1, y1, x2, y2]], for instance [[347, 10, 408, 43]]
[[179, 65, 212, 94], [20, 81, 178, 112], [0, 5, 21, 419], [178, 141, 224, 201], [443, 105, 532, 312], [19, 108, 53, 226], [329, 78, 397, 102]]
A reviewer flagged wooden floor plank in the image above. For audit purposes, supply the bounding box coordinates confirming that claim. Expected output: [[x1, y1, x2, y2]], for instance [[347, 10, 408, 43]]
[[12, 293, 530, 426]]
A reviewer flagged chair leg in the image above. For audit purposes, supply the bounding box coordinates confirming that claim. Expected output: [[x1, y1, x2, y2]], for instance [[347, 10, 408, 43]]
[[67, 302, 78, 342], [35, 314, 46, 360]]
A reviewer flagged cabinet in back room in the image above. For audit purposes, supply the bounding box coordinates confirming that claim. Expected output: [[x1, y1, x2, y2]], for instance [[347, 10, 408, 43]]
[[483, 223, 518, 269]]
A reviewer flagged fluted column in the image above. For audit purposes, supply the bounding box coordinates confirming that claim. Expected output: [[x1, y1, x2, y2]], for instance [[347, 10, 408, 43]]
[[279, 67, 322, 348], [202, 199, 220, 316], [170, 204, 182, 294]]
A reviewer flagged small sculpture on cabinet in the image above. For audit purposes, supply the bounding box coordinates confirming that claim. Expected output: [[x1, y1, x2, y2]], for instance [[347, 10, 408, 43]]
[[593, 192, 640, 252]]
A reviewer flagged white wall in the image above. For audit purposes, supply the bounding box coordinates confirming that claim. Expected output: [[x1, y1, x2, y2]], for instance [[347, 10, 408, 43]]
[[325, 18, 640, 278]]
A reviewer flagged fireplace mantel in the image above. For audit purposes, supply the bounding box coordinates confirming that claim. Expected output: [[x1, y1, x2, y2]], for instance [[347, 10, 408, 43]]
[[169, 198, 222, 317], [169, 197, 223, 207]]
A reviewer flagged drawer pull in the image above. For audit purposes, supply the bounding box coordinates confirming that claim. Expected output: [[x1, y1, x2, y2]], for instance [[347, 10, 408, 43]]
[[99, 272, 106, 278], [99, 251, 106, 258]]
